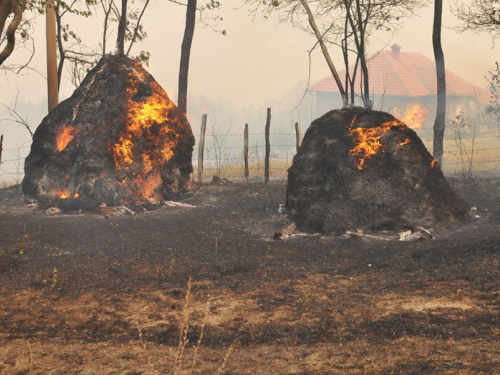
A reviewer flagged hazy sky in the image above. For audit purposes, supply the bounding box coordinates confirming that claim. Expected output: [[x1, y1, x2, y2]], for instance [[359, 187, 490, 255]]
[[1, 1, 498, 107], [0, 0, 498, 165]]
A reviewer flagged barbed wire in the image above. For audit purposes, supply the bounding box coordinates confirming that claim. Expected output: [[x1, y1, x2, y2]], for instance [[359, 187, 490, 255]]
[[1, 132, 499, 180], [2, 145, 31, 152]]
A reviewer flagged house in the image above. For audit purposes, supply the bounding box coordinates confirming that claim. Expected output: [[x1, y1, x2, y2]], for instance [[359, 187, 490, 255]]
[[307, 44, 491, 129]]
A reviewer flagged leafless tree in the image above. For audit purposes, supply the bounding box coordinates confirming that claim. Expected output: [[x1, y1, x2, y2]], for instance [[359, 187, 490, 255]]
[[0, 0, 28, 65], [53, 0, 150, 88], [46, 0, 58, 111], [178, 0, 197, 114], [116, 0, 127, 54], [452, 0, 500, 43], [178, 0, 223, 113], [486, 62, 500, 131], [452, 1, 500, 138], [0, 90, 34, 138], [432, 0, 445, 165], [244, 0, 426, 108]]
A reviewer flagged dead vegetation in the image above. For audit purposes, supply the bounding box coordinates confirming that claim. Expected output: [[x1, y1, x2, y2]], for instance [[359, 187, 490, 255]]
[[1, 178, 500, 374]]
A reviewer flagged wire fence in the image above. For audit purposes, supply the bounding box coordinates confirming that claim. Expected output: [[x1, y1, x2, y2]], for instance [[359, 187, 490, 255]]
[[1, 127, 500, 187]]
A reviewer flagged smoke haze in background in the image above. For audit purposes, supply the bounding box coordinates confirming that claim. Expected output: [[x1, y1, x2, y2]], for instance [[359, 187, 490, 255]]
[[0, 1, 498, 178]]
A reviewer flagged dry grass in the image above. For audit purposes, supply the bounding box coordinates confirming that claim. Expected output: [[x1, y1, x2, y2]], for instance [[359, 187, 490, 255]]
[[419, 128, 500, 175], [0, 178, 18, 188], [195, 160, 292, 183], [195, 130, 500, 182]]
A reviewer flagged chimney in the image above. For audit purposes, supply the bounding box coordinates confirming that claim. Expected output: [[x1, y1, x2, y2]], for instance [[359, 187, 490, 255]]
[[391, 43, 401, 58]]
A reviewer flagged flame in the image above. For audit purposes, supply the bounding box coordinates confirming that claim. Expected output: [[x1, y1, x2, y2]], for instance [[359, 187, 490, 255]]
[[132, 172, 162, 199], [56, 125, 78, 152], [349, 128, 384, 170], [349, 116, 357, 129], [431, 159, 438, 168], [111, 65, 181, 200], [393, 104, 428, 129], [54, 188, 79, 199], [142, 152, 153, 174], [399, 138, 411, 146], [113, 138, 134, 169], [349, 120, 404, 170], [55, 188, 71, 199]]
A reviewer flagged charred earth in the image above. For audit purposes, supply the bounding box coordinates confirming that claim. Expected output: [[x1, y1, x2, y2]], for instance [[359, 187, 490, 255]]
[[286, 107, 469, 235], [22, 54, 194, 211]]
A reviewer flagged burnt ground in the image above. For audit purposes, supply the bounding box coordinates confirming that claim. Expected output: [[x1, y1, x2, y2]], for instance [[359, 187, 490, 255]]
[[1, 177, 500, 374]]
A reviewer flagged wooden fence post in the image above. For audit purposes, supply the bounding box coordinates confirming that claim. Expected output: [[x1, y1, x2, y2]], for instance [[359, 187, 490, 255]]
[[197, 114, 207, 184], [244, 124, 249, 182], [0, 135, 3, 166], [0, 134, 3, 165], [295, 122, 301, 152], [264, 108, 271, 183]]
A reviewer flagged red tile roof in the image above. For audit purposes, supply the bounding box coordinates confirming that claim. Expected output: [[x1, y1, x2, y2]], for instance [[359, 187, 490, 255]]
[[308, 48, 491, 103]]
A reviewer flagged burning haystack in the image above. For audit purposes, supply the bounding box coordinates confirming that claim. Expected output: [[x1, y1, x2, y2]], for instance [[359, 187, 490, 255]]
[[286, 107, 469, 235], [23, 55, 194, 211]]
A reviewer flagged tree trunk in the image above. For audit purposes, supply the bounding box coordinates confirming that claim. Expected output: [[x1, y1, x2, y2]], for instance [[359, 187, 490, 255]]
[[55, 4, 65, 91], [116, 0, 127, 55], [244, 123, 249, 182], [300, 0, 347, 107], [432, 0, 446, 166], [46, 0, 59, 111], [0, 0, 26, 66], [344, 0, 366, 107], [177, 0, 197, 114], [102, 0, 113, 55], [342, 7, 350, 103], [350, 57, 360, 104], [264, 108, 271, 183], [197, 113, 207, 184], [356, 0, 370, 108], [0, 134, 3, 166]]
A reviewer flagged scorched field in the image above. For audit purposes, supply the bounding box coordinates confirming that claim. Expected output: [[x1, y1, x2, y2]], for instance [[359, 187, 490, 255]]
[[1, 178, 500, 374]]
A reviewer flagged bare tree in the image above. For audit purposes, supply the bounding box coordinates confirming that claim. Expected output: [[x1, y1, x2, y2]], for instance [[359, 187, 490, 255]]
[[486, 62, 500, 131], [0, 91, 34, 137], [300, 0, 347, 106], [452, 0, 500, 42], [245, 0, 426, 109], [116, 0, 127, 54], [55, 0, 93, 87], [322, 0, 426, 107], [432, 0, 446, 165], [178, 0, 223, 114], [46, 0, 58, 111], [452, 1, 500, 146], [53, 0, 150, 88], [178, 0, 197, 114], [0, 0, 28, 65]]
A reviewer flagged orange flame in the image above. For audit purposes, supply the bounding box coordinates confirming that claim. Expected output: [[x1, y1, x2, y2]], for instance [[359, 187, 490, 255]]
[[349, 120, 404, 170], [131, 172, 163, 199], [55, 188, 71, 199], [142, 152, 153, 175], [431, 159, 438, 168], [113, 138, 134, 169], [349, 116, 357, 129], [54, 188, 79, 199], [56, 125, 78, 152], [393, 104, 428, 129], [111, 64, 181, 200], [399, 138, 411, 146]]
